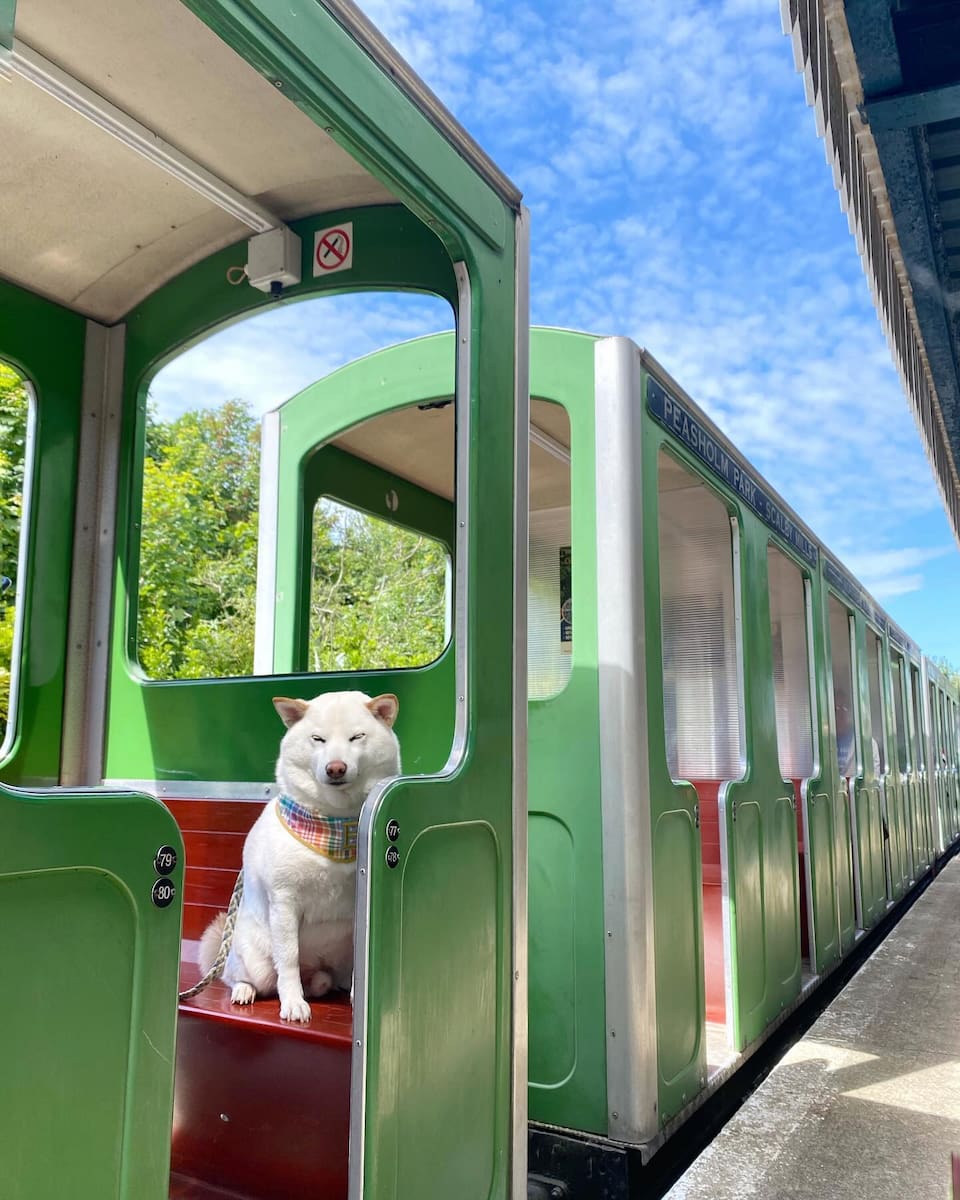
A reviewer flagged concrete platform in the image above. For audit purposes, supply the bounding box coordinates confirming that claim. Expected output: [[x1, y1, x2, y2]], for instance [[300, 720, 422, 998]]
[[666, 858, 960, 1200]]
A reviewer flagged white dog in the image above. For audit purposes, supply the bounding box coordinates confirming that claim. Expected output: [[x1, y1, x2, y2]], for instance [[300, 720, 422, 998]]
[[199, 690, 400, 1023]]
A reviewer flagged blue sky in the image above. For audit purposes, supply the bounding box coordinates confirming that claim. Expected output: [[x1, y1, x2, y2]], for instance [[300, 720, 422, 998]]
[[150, 0, 960, 667]]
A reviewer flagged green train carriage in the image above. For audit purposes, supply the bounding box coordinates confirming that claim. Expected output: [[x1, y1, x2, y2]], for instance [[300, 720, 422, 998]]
[[0, 2, 527, 1197], [1, 1, 960, 1197], [255, 326, 960, 1180]]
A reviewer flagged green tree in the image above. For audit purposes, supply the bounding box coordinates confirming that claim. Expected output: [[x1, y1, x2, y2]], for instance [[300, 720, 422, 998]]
[[930, 656, 960, 693], [0, 362, 28, 737], [308, 500, 448, 672], [138, 400, 260, 679], [138, 399, 449, 680]]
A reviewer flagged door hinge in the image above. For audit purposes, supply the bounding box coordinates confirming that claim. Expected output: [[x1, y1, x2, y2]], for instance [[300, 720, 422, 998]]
[[731, 799, 738, 822], [694, 802, 700, 829]]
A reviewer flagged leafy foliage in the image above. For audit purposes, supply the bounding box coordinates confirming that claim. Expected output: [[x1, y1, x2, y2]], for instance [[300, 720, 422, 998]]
[[0, 363, 28, 738], [138, 401, 261, 679], [139, 401, 449, 679], [930, 656, 960, 694], [309, 500, 448, 672]]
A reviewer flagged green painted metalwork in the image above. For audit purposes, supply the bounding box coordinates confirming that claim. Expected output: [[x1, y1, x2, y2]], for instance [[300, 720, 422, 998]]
[[0, 279, 85, 787], [524, 329, 608, 1135], [108, 207, 461, 784], [268, 328, 611, 1135], [110, 197, 520, 1200], [0, 783, 183, 1199]]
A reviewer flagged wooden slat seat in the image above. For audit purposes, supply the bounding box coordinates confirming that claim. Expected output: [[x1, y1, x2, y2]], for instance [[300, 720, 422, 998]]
[[167, 798, 353, 1200], [688, 780, 726, 1025]]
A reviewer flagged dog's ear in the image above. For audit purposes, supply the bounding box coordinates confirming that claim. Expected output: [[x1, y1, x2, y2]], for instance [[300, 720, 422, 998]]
[[273, 697, 309, 728], [367, 694, 399, 727]]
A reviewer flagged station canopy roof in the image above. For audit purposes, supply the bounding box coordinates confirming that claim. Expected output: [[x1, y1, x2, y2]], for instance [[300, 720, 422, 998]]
[[784, 0, 960, 547]]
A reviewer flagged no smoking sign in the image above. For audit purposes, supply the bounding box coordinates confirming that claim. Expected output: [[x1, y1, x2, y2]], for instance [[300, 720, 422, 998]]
[[313, 222, 354, 276]]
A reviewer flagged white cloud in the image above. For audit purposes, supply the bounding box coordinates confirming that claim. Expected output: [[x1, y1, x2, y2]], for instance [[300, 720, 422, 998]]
[[146, 0, 959, 646], [147, 293, 453, 420]]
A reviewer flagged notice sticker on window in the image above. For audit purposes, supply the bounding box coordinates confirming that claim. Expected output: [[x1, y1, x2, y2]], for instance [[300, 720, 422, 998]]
[[560, 546, 572, 648]]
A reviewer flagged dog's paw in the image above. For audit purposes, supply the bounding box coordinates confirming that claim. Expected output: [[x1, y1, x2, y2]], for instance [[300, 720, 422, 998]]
[[308, 969, 333, 998], [231, 981, 256, 1006], [279, 995, 312, 1023]]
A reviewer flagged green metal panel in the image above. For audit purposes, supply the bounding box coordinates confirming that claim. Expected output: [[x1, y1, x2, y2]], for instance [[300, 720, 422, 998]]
[[806, 790, 839, 965], [819, 589, 857, 955], [801, 570, 841, 973], [0, 784, 183, 1199], [640, 420, 705, 1122], [0, 279, 85, 787], [652, 802, 703, 1086], [525, 329, 607, 1135], [722, 518, 801, 1049], [357, 229, 519, 1198], [854, 781, 886, 926], [101, 17, 524, 1188], [379, 820, 499, 1196], [108, 208, 460, 784], [272, 328, 612, 1135]]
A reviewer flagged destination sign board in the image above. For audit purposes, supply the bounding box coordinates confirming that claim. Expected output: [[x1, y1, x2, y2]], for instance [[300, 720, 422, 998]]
[[646, 377, 818, 567]]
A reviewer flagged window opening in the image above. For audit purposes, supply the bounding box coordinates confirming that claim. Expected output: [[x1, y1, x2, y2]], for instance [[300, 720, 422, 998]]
[[528, 400, 572, 701], [910, 666, 925, 771], [658, 449, 742, 1051], [828, 597, 858, 780], [308, 498, 449, 672], [658, 452, 743, 781], [137, 292, 452, 680], [891, 652, 909, 773], [0, 361, 31, 750], [866, 632, 887, 777], [767, 545, 814, 780]]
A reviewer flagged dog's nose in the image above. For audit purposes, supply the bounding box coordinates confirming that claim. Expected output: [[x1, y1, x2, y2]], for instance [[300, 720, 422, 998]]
[[326, 760, 348, 780]]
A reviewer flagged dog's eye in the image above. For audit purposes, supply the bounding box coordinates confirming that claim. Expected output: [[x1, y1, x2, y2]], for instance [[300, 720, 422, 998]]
[[349, 733, 365, 742], [311, 734, 326, 743]]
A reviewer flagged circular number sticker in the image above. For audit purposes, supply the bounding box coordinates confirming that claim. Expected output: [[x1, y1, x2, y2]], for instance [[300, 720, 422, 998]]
[[154, 845, 178, 875], [385, 846, 400, 869], [151, 878, 176, 908], [386, 819, 400, 842]]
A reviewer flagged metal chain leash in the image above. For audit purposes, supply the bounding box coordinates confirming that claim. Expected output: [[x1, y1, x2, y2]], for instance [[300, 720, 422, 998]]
[[178, 870, 244, 1001]]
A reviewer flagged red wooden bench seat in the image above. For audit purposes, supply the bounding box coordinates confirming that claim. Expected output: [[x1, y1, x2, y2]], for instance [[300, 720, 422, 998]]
[[167, 797, 353, 1200], [692, 778, 810, 1030], [688, 781, 726, 1025]]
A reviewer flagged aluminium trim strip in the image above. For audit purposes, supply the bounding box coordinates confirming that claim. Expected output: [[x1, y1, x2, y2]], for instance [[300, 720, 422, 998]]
[[60, 322, 124, 786], [9, 39, 279, 233], [511, 206, 531, 1198], [104, 779, 277, 801], [594, 337, 659, 1144], [253, 410, 282, 674]]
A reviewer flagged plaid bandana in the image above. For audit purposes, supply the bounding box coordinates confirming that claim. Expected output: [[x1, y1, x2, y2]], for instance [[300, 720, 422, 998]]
[[276, 794, 359, 862]]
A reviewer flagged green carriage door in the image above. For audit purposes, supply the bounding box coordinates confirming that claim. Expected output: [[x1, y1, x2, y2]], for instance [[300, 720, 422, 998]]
[[257, 325, 522, 1198], [826, 596, 859, 950], [0, 321, 183, 1199]]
